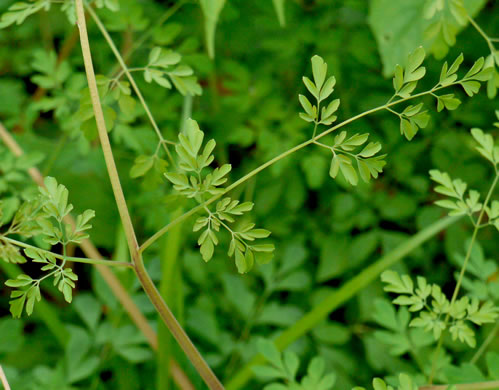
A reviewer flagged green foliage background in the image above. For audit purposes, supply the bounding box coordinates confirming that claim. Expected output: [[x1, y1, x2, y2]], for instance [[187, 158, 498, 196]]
[[0, 0, 498, 389]]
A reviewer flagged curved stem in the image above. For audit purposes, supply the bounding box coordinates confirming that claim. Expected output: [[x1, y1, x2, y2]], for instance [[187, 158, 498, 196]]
[[429, 172, 499, 383], [75, 2, 223, 389], [141, 84, 456, 253]]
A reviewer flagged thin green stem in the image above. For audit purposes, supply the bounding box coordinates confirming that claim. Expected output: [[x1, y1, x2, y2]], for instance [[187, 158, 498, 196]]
[[470, 319, 499, 364], [386, 107, 401, 116], [466, 14, 497, 56], [126, 0, 188, 63], [429, 172, 499, 383], [0, 236, 133, 268], [112, 67, 146, 83], [140, 83, 456, 253], [75, 2, 223, 388], [85, 4, 175, 165], [312, 100, 320, 138], [313, 139, 332, 150]]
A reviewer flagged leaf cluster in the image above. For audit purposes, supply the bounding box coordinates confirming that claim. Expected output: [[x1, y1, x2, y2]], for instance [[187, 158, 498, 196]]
[[382, 270, 499, 347], [165, 119, 274, 272]]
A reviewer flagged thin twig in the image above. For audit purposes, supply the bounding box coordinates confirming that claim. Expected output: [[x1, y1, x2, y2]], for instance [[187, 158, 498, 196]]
[[85, 4, 175, 164], [470, 319, 499, 364], [420, 380, 499, 390], [0, 365, 11, 390], [0, 236, 134, 268]]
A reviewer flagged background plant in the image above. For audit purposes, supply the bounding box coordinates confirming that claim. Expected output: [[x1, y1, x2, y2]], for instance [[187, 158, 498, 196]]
[[0, 0, 498, 389]]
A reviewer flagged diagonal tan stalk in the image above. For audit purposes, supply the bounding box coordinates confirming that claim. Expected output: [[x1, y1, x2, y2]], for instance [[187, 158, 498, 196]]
[[74, 1, 223, 389], [0, 122, 193, 389], [470, 319, 499, 364], [0, 365, 11, 390]]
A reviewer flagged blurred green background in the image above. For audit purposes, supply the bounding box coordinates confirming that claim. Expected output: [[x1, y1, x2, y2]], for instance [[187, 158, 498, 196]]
[[1, 0, 499, 389]]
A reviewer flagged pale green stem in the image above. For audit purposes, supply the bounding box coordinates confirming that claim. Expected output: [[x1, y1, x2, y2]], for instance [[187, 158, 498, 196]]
[[75, 1, 223, 388], [0, 236, 133, 268], [85, 4, 175, 164], [429, 172, 499, 383], [466, 14, 497, 56], [470, 319, 499, 364], [140, 84, 456, 253]]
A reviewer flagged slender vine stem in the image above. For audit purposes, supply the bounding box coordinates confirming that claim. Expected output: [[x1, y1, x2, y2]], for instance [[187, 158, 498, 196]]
[[84, 4, 175, 164], [140, 83, 457, 253], [75, 2, 223, 388], [466, 14, 497, 57], [470, 319, 499, 364], [0, 236, 133, 268], [429, 172, 499, 383]]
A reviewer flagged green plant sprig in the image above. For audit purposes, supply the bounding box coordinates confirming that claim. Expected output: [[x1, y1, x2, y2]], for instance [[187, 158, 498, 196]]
[[381, 270, 498, 348], [429, 172, 499, 382], [385, 48, 492, 140], [378, 124, 499, 383], [141, 48, 487, 253], [0, 176, 136, 317], [164, 118, 274, 273], [410, 125, 499, 382]]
